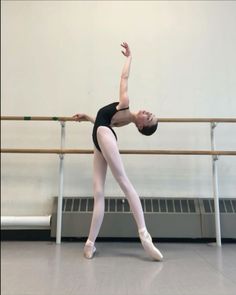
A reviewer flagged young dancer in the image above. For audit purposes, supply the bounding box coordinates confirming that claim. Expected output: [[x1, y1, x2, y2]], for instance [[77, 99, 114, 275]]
[[73, 42, 163, 261]]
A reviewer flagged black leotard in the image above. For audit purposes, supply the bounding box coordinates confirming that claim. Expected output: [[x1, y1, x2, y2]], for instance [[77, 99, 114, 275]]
[[92, 102, 129, 152]]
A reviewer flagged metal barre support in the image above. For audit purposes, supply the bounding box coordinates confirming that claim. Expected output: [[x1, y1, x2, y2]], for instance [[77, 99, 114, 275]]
[[56, 122, 65, 245], [211, 122, 221, 247]]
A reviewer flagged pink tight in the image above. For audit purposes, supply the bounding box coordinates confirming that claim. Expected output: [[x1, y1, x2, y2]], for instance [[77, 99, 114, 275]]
[[87, 126, 146, 243]]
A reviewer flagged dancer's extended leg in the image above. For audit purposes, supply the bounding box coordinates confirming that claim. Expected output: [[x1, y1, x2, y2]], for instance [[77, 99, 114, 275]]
[[97, 126, 163, 261]]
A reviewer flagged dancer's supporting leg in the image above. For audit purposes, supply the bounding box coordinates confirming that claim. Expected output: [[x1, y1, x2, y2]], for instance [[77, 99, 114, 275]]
[[84, 148, 107, 259]]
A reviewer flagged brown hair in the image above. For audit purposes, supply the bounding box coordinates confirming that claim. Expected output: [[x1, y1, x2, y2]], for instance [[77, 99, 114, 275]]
[[138, 122, 158, 136]]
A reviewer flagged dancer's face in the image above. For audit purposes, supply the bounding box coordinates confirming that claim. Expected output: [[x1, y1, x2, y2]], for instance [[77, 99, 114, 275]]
[[137, 110, 157, 129]]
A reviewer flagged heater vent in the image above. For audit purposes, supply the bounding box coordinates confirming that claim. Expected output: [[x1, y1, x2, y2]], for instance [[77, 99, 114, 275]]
[[62, 197, 198, 213]]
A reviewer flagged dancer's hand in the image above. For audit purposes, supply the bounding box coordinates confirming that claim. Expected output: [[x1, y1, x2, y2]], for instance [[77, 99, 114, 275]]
[[121, 42, 131, 57], [72, 113, 88, 122], [73, 113, 95, 124]]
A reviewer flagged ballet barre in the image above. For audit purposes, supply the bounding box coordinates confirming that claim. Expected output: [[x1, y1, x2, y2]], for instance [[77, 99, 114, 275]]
[[1, 116, 236, 246], [1, 148, 236, 156], [1, 116, 236, 123]]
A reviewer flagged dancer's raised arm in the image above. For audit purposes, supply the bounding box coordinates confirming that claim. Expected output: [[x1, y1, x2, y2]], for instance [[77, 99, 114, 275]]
[[118, 42, 132, 109]]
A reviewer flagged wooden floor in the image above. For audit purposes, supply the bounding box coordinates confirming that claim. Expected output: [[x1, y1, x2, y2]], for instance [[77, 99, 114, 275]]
[[1, 241, 236, 295]]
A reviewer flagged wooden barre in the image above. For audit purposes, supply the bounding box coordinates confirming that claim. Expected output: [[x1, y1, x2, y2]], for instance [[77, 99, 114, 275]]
[[1, 148, 236, 156], [1, 116, 236, 123]]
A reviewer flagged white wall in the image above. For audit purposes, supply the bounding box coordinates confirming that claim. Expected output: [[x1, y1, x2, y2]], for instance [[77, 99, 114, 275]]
[[1, 1, 236, 216]]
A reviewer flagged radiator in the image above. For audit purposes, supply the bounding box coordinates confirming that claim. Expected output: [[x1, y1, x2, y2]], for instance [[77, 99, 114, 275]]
[[50, 197, 236, 239]]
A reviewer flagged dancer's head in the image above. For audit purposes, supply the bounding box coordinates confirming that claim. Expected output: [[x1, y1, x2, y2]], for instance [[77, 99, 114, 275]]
[[135, 110, 158, 136]]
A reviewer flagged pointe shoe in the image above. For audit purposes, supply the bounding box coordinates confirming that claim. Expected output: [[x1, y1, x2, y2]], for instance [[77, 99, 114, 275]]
[[139, 231, 163, 261], [84, 243, 96, 259]]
